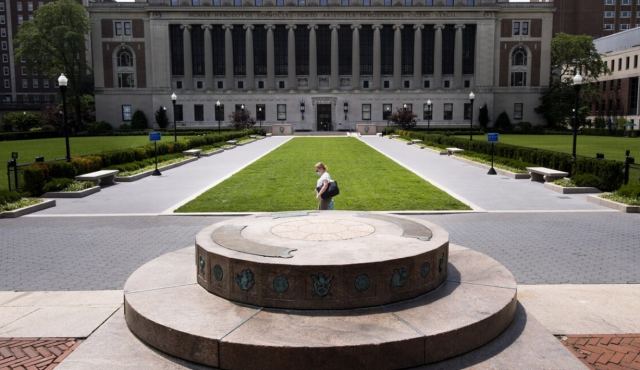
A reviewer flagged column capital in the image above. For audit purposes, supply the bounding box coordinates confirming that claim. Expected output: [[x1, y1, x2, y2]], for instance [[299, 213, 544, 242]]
[[393, 24, 404, 30], [434, 24, 445, 30], [329, 24, 340, 30], [180, 24, 192, 31], [286, 24, 297, 30], [413, 24, 425, 30], [243, 24, 255, 30], [265, 24, 276, 30], [201, 24, 212, 31], [455, 24, 466, 30], [222, 24, 233, 30], [350, 24, 362, 30], [372, 24, 383, 30], [307, 24, 318, 30]]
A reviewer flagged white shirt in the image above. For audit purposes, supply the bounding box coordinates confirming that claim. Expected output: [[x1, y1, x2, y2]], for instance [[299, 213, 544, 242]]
[[316, 171, 333, 189]]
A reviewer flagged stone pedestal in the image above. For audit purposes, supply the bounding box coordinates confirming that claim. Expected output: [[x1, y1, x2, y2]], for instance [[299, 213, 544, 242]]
[[270, 124, 293, 136], [355, 123, 378, 135]]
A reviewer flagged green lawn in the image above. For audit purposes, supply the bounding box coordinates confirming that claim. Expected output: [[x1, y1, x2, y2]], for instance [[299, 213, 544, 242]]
[[0, 135, 191, 190], [177, 137, 470, 212], [493, 135, 640, 162]]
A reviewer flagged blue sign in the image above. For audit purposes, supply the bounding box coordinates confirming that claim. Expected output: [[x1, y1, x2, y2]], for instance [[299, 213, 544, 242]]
[[487, 133, 499, 143], [149, 132, 161, 142]]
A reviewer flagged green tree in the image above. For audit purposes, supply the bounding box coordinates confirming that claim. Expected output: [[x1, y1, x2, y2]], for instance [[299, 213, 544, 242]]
[[494, 112, 513, 132], [537, 33, 608, 128], [131, 110, 149, 130], [2, 111, 43, 132], [14, 0, 91, 132], [390, 108, 417, 129], [229, 109, 256, 130], [155, 107, 170, 129], [478, 104, 490, 129]]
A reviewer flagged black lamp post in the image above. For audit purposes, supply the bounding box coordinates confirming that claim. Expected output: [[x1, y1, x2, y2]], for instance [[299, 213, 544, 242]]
[[216, 100, 222, 133], [343, 102, 348, 123], [58, 73, 70, 162], [403, 103, 407, 112], [468, 91, 475, 141], [258, 106, 263, 128], [426, 99, 432, 130], [385, 106, 391, 129], [300, 101, 305, 121], [171, 92, 177, 142], [572, 71, 583, 162]]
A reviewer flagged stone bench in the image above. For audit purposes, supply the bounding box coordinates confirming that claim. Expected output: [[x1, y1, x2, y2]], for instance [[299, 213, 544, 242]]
[[526, 167, 569, 183], [76, 169, 119, 186], [446, 147, 464, 156], [226, 140, 238, 145], [183, 149, 202, 158], [408, 139, 422, 145]]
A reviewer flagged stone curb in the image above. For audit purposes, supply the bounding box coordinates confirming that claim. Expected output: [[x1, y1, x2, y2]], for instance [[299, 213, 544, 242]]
[[169, 210, 482, 216], [42, 186, 101, 199], [544, 182, 601, 194], [200, 148, 224, 157], [115, 157, 198, 183], [0, 199, 56, 218], [587, 194, 640, 213], [449, 155, 531, 179]]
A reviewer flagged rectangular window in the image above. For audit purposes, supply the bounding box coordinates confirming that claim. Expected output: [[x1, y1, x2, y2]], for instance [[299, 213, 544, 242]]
[[634, 55, 638, 68], [512, 21, 520, 36], [604, 0, 614, 5], [115, 21, 123, 36], [1, 55, 7, 63], [277, 104, 286, 120], [382, 104, 392, 120], [2, 67, 8, 76], [192, 0, 200, 4], [0, 3, 4, 11], [234, 0, 242, 6], [619, 58, 622, 70], [214, 103, 224, 121], [124, 21, 132, 36], [1, 41, 6, 50], [425, 0, 433, 4], [21, 79, 28, 88], [256, 0, 263, 5], [403, 103, 413, 112], [604, 11, 615, 18], [276, 0, 284, 5], [443, 103, 453, 120], [32, 78, 38, 88], [118, 73, 134, 88], [17, 2, 22, 11], [383, 0, 391, 5], [611, 59, 615, 71], [256, 104, 265, 121], [341, 0, 349, 5], [21, 66, 27, 76], [0, 29, 5, 37], [464, 103, 472, 120], [194, 104, 204, 121], [404, 0, 412, 5], [175, 104, 184, 121], [0, 15, 5, 25], [620, 24, 630, 30], [122, 105, 132, 121], [43, 79, 49, 88], [514, 103, 523, 120], [622, 0, 630, 5], [296, 0, 304, 4], [362, 104, 371, 120], [171, 0, 179, 5], [17, 15, 23, 25], [627, 56, 630, 69], [423, 103, 433, 120], [521, 21, 529, 36], [3, 80, 9, 88], [604, 23, 614, 30], [511, 71, 527, 86], [362, 0, 371, 5], [620, 11, 631, 18], [27, 2, 33, 11]]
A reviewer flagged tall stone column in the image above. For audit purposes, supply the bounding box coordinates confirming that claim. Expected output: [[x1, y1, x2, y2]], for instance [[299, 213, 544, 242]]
[[372, 24, 382, 90], [308, 24, 318, 90], [244, 24, 255, 90], [202, 25, 214, 91], [330, 24, 340, 90], [413, 24, 423, 90], [223, 24, 234, 90], [181, 25, 193, 90], [351, 24, 361, 90], [454, 24, 465, 89], [265, 24, 275, 90], [393, 24, 403, 90], [433, 24, 444, 89], [286, 24, 297, 90]]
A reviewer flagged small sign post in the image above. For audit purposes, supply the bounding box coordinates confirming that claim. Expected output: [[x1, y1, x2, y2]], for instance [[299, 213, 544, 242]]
[[149, 132, 162, 176], [487, 133, 499, 175]]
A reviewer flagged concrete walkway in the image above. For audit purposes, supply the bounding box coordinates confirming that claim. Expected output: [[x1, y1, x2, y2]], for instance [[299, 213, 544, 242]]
[[360, 136, 610, 212], [33, 137, 291, 215]]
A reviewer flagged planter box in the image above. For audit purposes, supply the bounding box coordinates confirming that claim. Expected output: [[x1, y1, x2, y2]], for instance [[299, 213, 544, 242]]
[[222, 145, 236, 150], [115, 157, 198, 182], [587, 194, 640, 213], [0, 199, 56, 218], [201, 149, 224, 157], [452, 155, 530, 179], [544, 182, 601, 194], [236, 139, 256, 146], [42, 186, 101, 198]]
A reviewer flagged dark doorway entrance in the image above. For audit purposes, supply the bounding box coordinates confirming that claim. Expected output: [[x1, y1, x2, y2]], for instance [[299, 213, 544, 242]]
[[317, 104, 332, 131]]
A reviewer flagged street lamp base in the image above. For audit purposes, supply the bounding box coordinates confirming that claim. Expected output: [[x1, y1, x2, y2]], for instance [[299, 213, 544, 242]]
[[152, 169, 162, 176], [487, 167, 497, 175]]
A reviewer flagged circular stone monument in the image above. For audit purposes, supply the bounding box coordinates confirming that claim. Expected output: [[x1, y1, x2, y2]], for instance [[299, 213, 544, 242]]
[[124, 212, 517, 369]]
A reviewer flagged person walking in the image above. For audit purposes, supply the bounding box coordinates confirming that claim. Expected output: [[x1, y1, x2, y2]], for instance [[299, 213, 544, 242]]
[[315, 162, 334, 210]]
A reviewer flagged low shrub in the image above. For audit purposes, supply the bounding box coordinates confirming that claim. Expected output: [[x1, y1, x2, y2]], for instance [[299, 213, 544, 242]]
[[86, 121, 113, 134], [131, 110, 148, 130], [42, 178, 74, 193], [21, 161, 76, 195], [0, 190, 21, 206], [572, 173, 603, 188], [616, 184, 640, 199]]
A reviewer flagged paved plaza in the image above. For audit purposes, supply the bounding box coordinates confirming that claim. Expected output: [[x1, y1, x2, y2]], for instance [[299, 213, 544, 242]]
[[1, 135, 639, 369]]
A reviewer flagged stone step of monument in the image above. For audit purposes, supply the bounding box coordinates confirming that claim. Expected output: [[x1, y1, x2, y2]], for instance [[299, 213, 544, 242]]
[[124, 245, 517, 370]]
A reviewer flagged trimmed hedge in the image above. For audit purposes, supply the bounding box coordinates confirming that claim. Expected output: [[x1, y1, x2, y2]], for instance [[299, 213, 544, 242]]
[[398, 130, 625, 191], [42, 178, 74, 193], [19, 129, 261, 195], [0, 190, 22, 206]]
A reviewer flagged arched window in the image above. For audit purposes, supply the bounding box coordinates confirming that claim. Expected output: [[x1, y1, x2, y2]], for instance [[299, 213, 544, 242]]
[[114, 46, 136, 88], [510, 46, 529, 87]]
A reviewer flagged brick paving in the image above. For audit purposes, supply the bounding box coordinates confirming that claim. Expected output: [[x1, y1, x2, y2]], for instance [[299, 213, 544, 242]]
[[0, 338, 81, 370], [560, 335, 640, 370]]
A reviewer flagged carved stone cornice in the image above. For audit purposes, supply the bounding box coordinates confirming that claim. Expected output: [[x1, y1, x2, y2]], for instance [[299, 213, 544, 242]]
[[201, 24, 212, 30], [180, 24, 192, 30], [243, 24, 255, 30], [222, 24, 233, 30], [286, 24, 297, 30], [350, 24, 362, 30]]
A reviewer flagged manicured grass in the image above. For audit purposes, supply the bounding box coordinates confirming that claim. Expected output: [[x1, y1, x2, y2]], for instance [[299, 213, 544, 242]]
[[490, 135, 640, 162], [0, 135, 191, 190], [177, 137, 470, 212]]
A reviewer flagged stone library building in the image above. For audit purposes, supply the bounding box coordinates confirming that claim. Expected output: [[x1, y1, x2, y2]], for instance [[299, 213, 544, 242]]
[[89, 0, 553, 131]]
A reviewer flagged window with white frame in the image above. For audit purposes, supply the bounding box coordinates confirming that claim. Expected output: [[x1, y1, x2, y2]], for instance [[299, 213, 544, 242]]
[[116, 47, 135, 88], [512, 21, 529, 36], [17, 15, 22, 25], [1, 55, 7, 63], [362, 104, 371, 120], [443, 103, 453, 120], [604, 0, 614, 5], [621, 0, 630, 4], [423, 103, 433, 120], [513, 103, 523, 120], [43, 79, 49, 88], [3, 79, 9, 88], [604, 23, 614, 30], [620, 11, 631, 18], [510, 46, 528, 87], [0, 15, 5, 25], [27, 1, 33, 11], [604, 11, 615, 18], [22, 79, 28, 88], [21, 66, 27, 76], [620, 24, 630, 30], [114, 21, 132, 36], [0, 3, 4, 11], [277, 104, 286, 120], [122, 105, 132, 121], [32, 78, 38, 88], [2, 67, 8, 76], [17, 2, 22, 11], [0, 28, 5, 37]]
